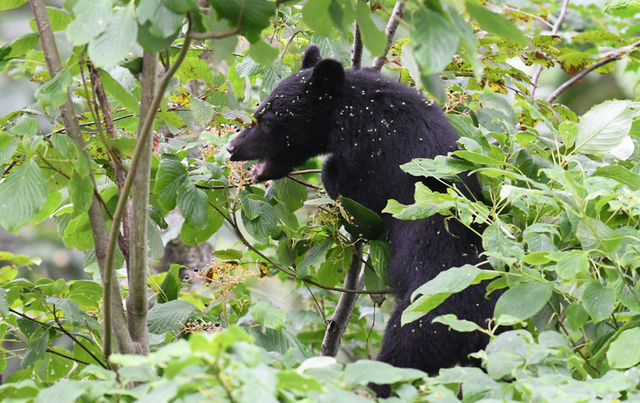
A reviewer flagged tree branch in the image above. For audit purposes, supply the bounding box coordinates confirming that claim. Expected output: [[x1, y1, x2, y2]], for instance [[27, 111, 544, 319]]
[[546, 39, 640, 103], [372, 0, 406, 71], [125, 50, 157, 356], [530, 0, 570, 97], [321, 240, 364, 356], [29, 0, 135, 358], [103, 17, 193, 359], [351, 21, 363, 69]]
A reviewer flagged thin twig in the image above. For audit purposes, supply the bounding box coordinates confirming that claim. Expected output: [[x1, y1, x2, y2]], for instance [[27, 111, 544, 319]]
[[46, 348, 91, 366], [50, 306, 109, 368], [546, 39, 640, 102], [372, 0, 406, 71], [503, 5, 554, 29], [190, 27, 242, 40], [286, 174, 322, 189], [530, 0, 570, 97]]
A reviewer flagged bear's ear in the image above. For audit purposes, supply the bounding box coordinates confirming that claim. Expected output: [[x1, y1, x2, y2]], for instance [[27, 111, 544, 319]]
[[301, 45, 321, 69], [311, 59, 345, 94]]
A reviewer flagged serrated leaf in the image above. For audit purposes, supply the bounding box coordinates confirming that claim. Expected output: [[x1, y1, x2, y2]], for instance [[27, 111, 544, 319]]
[[180, 207, 224, 246], [213, 249, 242, 260], [148, 300, 197, 334], [250, 301, 286, 330], [277, 370, 323, 392], [593, 165, 640, 190], [0, 160, 48, 232], [177, 180, 208, 230], [88, 5, 137, 67], [190, 97, 214, 125], [575, 101, 632, 154], [177, 57, 215, 83], [154, 155, 188, 211], [403, 265, 499, 325], [494, 281, 552, 321]]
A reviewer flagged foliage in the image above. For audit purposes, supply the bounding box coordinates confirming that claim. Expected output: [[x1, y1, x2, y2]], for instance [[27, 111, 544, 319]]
[[0, 0, 639, 400]]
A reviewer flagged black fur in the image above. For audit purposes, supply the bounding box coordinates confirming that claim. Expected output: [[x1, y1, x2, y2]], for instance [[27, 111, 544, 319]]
[[228, 45, 495, 395]]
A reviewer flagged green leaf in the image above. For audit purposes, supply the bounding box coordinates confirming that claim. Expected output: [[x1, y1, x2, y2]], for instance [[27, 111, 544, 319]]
[[250, 301, 286, 331], [301, 0, 334, 36], [65, 0, 112, 46], [607, 327, 640, 368], [297, 241, 330, 277], [412, 7, 459, 75], [0, 160, 48, 232], [494, 282, 553, 321], [551, 250, 590, 280], [339, 196, 385, 239], [158, 265, 182, 303], [277, 370, 323, 392], [162, 0, 198, 13], [190, 97, 215, 125], [247, 38, 279, 65], [177, 181, 209, 230], [0, 33, 39, 60], [213, 249, 242, 260], [273, 178, 307, 212], [22, 328, 49, 368], [69, 171, 93, 215], [148, 300, 197, 334], [29, 7, 72, 32], [344, 360, 425, 386], [154, 155, 188, 211], [98, 69, 140, 113], [88, 4, 137, 67], [576, 218, 622, 253], [177, 57, 215, 83], [593, 165, 640, 191], [465, 0, 527, 47], [35, 381, 91, 403], [138, 0, 184, 38], [565, 303, 589, 330], [453, 150, 504, 166], [582, 282, 616, 323], [575, 100, 632, 154], [355, 1, 386, 56], [0, 0, 27, 10], [400, 156, 473, 180], [35, 69, 72, 108], [240, 196, 280, 243], [433, 314, 482, 332], [209, 0, 274, 42], [402, 265, 499, 325], [180, 206, 224, 246]]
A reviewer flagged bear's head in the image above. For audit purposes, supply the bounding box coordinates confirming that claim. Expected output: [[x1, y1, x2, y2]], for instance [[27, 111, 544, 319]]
[[227, 45, 345, 181]]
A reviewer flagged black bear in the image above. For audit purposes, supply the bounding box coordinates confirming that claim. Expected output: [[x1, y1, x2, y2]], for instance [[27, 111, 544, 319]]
[[227, 45, 495, 393]]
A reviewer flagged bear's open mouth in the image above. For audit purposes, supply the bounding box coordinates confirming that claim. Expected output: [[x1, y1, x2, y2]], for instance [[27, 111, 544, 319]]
[[251, 159, 270, 180]]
